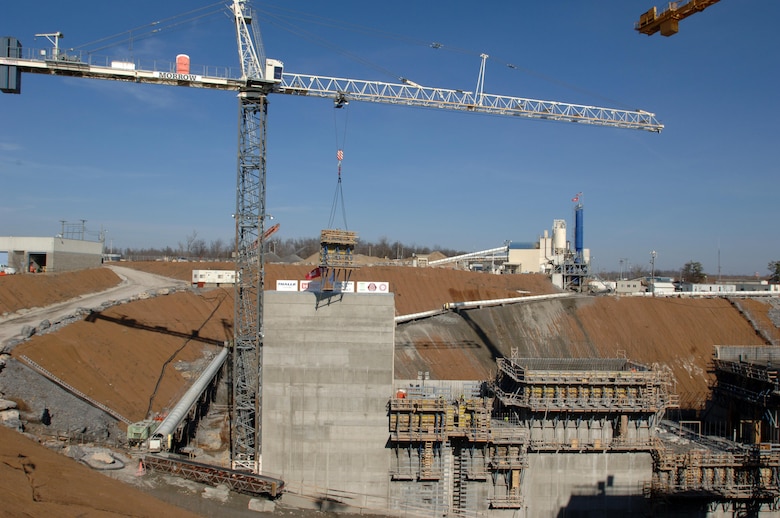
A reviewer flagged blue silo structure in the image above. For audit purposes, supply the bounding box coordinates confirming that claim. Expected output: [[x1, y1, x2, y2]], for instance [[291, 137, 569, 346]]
[[574, 203, 584, 262]]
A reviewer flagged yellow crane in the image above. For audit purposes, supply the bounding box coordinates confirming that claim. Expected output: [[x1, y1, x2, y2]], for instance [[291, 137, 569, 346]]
[[636, 0, 721, 36]]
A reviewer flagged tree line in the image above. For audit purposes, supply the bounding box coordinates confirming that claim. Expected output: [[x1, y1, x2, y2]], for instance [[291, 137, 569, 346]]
[[118, 230, 466, 263], [115, 231, 780, 282], [600, 260, 780, 283]]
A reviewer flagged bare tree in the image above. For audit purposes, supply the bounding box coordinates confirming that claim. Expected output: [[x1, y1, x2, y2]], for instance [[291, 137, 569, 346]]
[[209, 238, 226, 259], [178, 230, 199, 257], [191, 238, 207, 259]]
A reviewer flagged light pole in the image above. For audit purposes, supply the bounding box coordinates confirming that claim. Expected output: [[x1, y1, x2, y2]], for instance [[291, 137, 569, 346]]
[[650, 250, 657, 296]]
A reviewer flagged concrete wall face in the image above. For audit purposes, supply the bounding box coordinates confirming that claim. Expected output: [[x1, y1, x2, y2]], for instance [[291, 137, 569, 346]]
[[262, 291, 395, 509], [524, 452, 652, 517], [50, 251, 103, 272]]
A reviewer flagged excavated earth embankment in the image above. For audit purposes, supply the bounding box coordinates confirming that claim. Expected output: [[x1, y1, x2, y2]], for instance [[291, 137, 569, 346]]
[[1, 261, 779, 516]]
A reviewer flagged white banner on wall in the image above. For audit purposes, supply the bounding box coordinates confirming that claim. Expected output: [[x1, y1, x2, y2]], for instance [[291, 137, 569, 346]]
[[357, 281, 390, 293], [276, 280, 299, 291]]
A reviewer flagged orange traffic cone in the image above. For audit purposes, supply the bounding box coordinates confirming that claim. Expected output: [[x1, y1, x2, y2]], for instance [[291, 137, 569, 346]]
[[135, 459, 145, 477]]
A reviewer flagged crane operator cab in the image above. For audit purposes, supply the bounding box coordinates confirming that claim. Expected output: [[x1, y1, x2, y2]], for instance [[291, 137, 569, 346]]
[[265, 59, 283, 83]]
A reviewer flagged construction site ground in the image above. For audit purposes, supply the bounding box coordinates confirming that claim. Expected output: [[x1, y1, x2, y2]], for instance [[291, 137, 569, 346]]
[[1, 261, 779, 517]]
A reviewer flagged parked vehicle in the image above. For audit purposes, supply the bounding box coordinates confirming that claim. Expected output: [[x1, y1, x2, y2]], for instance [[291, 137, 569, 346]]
[[0, 264, 17, 275]]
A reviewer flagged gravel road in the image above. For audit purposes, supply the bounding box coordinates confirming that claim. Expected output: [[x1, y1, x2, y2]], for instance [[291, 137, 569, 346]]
[[0, 265, 188, 350]]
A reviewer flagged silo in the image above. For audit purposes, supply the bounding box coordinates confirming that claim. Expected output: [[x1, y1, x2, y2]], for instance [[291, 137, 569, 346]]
[[552, 219, 566, 253], [574, 204, 584, 258]]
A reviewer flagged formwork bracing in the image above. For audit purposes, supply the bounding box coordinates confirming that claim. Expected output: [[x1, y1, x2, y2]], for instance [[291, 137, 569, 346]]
[[644, 345, 780, 509], [389, 381, 529, 512], [318, 229, 358, 291], [647, 442, 780, 505]]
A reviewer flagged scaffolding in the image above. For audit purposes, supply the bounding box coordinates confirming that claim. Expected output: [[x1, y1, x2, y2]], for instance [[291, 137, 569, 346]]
[[491, 356, 678, 452], [645, 345, 780, 508], [712, 346, 780, 444], [387, 356, 680, 512], [648, 443, 780, 504]]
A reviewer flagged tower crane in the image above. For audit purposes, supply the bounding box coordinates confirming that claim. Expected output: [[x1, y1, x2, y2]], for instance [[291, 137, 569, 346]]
[[1, 0, 663, 474], [636, 0, 721, 37]]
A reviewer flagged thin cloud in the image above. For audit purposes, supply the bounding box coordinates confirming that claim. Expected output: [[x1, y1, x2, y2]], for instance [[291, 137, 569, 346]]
[[76, 79, 177, 110], [0, 142, 22, 152]]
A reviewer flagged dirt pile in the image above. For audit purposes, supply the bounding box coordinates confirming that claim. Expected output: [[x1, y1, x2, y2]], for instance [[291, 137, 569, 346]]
[[0, 425, 201, 517]]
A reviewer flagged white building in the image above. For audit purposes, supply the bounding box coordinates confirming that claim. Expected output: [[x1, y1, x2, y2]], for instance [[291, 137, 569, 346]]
[[0, 236, 103, 273], [680, 283, 737, 293]]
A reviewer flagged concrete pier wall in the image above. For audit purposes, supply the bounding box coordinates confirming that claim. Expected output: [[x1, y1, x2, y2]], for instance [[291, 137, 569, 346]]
[[524, 452, 652, 517], [262, 291, 395, 510]]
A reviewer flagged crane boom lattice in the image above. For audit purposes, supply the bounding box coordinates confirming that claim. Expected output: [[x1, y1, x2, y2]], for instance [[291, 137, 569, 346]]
[[280, 73, 663, 132]]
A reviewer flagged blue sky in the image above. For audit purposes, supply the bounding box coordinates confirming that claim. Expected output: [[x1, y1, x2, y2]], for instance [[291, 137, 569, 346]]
[[1, 1, 778, 276]]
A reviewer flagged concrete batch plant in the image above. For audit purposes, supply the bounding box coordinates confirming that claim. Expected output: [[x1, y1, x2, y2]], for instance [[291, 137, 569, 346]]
[[503, 202, 590, 291]]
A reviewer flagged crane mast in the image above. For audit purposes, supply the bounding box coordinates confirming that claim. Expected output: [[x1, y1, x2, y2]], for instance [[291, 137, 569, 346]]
[[230, 0, 274, 474], [0, 1, 664, 475]]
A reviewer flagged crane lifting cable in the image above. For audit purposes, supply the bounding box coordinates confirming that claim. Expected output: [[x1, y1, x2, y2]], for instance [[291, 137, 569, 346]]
[[327, 95, 350, 230]]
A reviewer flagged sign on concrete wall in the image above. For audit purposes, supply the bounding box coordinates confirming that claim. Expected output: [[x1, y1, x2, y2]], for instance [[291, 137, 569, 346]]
[[357, 281, 389, 293], [276, 280, 298, 291], [274, 279, 390, 293]]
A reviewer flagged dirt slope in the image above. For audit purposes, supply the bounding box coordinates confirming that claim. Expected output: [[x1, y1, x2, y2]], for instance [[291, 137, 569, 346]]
[[11, 288, 232, 423], [3, 264, 778, 412], [0, 425, 200, 518], [395, 295, 772, 408], [0, 267, 119, 315], [119, 261, 558, 316]]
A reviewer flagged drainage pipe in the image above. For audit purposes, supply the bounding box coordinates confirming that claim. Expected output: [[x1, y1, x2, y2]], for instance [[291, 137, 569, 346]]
[[442, 292, 575, 310], [152, 347, 228, 444]]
